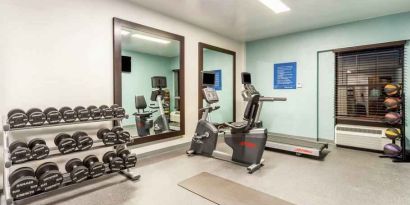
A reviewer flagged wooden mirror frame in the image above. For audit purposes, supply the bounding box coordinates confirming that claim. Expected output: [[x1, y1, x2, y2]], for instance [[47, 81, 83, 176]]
[[198, 42, 236, 121], [113, 18, 185, 145]]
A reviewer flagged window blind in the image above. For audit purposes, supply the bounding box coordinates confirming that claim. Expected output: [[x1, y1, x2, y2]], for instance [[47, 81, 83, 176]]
[[335, 46, 404, 125]]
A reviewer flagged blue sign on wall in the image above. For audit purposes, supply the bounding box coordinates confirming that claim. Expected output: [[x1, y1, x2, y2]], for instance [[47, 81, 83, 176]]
[[273, 62, 297, 89], [213, 69, 222, 91]]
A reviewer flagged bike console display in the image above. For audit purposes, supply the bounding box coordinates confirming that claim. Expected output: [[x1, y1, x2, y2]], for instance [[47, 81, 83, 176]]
[[203, 88, 219, 104], [151, 76, 167, 89]]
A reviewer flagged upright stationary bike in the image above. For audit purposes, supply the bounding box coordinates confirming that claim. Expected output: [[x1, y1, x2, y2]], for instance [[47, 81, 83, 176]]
[[187, 72, 267, 173], [150, 76, 171, 134], [133, 95, 156, 137]]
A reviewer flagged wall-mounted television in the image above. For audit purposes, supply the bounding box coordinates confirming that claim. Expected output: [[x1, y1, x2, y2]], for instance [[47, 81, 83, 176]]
[[122, 56, 131, 72]]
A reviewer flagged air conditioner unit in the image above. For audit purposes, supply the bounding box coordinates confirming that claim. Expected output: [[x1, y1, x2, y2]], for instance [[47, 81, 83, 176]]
[[335, 124, 392, 151]]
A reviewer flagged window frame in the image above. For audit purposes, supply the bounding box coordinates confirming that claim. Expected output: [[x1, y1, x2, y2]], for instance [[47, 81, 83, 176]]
[[334, 41, 405, 127]]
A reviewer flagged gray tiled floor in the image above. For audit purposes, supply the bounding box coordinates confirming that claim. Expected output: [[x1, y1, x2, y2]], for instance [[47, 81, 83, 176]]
[[15, 144, 410, 205]]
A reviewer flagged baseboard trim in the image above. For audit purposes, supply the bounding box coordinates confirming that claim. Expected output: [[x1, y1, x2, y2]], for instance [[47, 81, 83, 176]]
[[336, 144, 383, 154]]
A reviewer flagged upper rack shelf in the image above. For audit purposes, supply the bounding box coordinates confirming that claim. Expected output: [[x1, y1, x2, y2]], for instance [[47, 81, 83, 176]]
[[3, 115, 129, 132]]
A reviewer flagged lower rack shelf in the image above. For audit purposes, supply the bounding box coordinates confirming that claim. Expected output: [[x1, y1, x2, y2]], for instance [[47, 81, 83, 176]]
[[3, 165, 140, 205]]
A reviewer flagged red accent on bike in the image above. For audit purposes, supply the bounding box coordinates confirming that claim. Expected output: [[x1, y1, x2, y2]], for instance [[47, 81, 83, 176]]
[[239, 141, 256, 148], [294, 148, 313, 154]]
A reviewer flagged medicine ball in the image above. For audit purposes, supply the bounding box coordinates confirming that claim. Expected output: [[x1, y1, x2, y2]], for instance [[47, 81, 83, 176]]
[[384, 84, 400, 96], [383, 143, 401, 157], [384, 98, 400, 110], [384, 112, 401, 125], [385, 128, 401, 140]]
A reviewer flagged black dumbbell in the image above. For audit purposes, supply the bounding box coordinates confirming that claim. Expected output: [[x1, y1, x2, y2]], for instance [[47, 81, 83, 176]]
[[35, 162, 63, 192], [111, 104, 126, 118], [9, 167, 38, 200], [102, 151, 124, 172], [59, 107, 77, 123], [83, 155, 105, 179], [112, 126, 131, 144], [9, 141, 31, 164], [54, 133, 77, 154], [28, 138, 50, 160], [87, 105, 102, 120], [8, 109, 28, 128], [26, 108, 46, 126], [97, 128, 117, 146], [74, 106, 90, 121], [44, 107, 62, 124], [65, 158, 89, 183], [72, 131, 93, 151], [117, 148, 137, 169], [99, 105, 114, 119]]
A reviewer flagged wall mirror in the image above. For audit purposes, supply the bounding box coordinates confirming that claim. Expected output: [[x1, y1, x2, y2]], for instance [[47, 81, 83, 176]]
[[198, 43, 236, 123], [113, 18, 185, 145]]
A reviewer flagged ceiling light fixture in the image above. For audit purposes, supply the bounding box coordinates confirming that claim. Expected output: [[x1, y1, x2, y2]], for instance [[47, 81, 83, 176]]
[[259, 0, 290, 14], [121, 30, 130, 36], [131, 33, 170, 44]]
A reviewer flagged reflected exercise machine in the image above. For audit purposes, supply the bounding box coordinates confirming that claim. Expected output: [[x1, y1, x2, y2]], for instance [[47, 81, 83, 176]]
[[133, 76, 171, 136]]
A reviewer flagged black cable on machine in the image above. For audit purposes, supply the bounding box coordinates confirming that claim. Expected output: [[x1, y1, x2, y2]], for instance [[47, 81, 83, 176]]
[[395, 44, 408, 162], [397, 93, 408, 162]]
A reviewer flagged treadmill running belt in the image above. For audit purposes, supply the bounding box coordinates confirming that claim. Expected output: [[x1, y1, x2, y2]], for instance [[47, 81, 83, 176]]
[[268, 135, 326, 150]]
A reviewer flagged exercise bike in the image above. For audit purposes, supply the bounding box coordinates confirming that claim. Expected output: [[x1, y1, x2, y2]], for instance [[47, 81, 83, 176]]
[[187, 72, 267, 174], [150, 76, 171, 134], [133, 95, 156, 137]]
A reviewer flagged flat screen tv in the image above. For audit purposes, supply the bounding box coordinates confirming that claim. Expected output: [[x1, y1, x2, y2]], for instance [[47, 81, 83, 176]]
[[122, 56, 131, 72], [202, 71, 215, 87]]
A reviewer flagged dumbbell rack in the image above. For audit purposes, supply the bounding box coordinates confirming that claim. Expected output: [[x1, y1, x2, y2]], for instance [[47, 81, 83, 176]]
[[1, 115, 140, 205]]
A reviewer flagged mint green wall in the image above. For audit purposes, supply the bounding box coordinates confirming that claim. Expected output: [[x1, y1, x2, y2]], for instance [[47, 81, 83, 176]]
[[246, 12, 410, 143], [203, 49, 234, 123], [170, 56, 180, 70], [318, 51, 335, 140], [121, 50, 175, 126]]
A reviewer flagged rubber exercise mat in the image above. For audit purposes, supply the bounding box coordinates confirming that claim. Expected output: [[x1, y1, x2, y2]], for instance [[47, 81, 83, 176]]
[[178, 172, 294, 205]]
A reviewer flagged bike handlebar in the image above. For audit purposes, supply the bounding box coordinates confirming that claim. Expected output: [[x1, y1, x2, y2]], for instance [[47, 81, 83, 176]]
[[260, 97, 287, 102], [199, 105, 220, 112]]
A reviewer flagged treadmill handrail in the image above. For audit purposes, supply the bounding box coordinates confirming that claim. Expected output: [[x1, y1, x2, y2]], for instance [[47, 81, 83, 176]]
[[259, 97, 287, 102]]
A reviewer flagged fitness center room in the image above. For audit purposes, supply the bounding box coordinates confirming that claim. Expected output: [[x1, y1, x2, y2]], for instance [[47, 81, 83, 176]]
[[1, 0, 410, 205]]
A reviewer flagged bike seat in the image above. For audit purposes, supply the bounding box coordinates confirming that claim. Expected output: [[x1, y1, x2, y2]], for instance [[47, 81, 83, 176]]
[[225, 121, 248, 128], [225, 94, 260, 133], [133, 110, 156, 117], [224, 121, 249, 133]]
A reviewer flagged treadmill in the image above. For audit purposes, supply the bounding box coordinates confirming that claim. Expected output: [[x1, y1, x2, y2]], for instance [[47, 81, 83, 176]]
[[241, 72, 328, 158]]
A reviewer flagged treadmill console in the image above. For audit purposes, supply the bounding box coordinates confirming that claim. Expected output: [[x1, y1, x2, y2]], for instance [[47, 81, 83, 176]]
[[245, 84, 258, 95], [203, 88, 219, 104], [242, 84, 260, 100], [241, 72, 260, 100]]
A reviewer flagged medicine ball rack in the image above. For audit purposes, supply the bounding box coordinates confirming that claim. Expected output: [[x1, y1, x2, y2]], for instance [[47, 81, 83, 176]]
[[390, 94, 409, 162], [380, 92, 409, 162], [1, 115, 140, 205]]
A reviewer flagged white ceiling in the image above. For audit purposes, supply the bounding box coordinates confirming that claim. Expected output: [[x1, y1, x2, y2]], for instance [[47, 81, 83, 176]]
[[122, 29, 180, 57], [129, 0, 410, 42]]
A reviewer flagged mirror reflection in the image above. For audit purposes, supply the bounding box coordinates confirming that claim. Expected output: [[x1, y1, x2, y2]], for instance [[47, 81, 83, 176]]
[[121, 29, 181, 137], [202, 48, 234, 123]]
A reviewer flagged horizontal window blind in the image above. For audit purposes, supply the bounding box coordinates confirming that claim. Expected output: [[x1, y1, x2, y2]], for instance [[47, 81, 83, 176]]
[[335, 46, 404, 124]]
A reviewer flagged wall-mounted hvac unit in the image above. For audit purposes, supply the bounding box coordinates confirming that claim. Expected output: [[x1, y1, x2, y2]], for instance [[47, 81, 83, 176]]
[[335, 124, 391, 151]]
